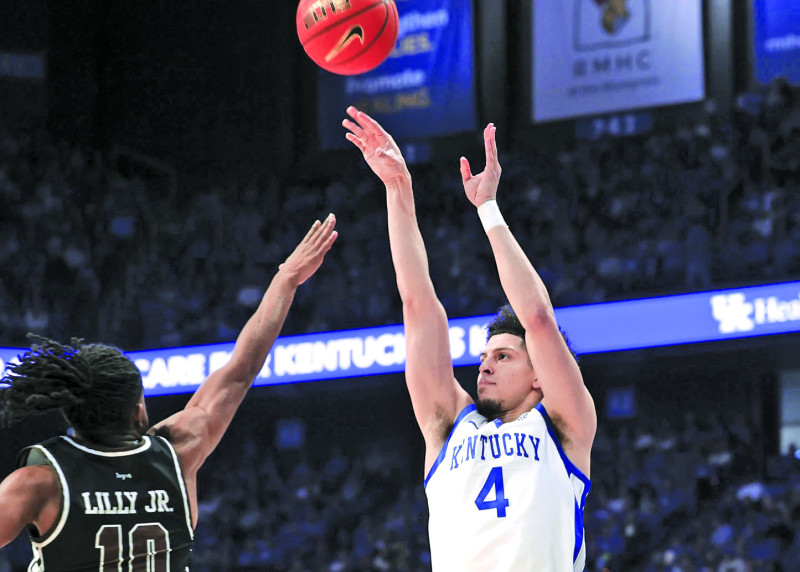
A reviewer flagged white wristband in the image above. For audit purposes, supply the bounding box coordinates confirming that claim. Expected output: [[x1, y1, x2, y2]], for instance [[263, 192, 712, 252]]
[[477, 200, 507, 233]]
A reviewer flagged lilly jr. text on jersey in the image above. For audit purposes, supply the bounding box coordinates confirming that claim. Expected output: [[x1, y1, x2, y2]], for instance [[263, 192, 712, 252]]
[[450, 432, 541, 470], [81, 489, 174, 515]]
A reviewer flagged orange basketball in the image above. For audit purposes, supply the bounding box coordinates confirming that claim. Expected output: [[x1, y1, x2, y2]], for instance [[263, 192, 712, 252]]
[[296, 0, 399, 76]]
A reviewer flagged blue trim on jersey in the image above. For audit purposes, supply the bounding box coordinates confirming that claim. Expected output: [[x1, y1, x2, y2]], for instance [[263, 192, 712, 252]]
[[573, 498, 585, 564], [534, 402, 591, 566], [533, 403, 591, 494], [424, 404, 477, 488]]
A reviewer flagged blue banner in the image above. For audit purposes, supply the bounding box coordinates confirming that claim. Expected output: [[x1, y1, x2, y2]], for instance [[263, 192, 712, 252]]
[[2, 281, 799, 396], [0, 52, 46, 80], [753, 0, 800, 85], [318, 0, 477, 148]]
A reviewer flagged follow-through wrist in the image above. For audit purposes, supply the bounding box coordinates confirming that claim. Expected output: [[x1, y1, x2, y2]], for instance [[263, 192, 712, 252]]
[[477, 199, 507, 233]]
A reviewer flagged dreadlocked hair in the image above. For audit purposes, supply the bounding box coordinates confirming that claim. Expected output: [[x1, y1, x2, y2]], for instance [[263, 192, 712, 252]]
[[0, 336, 143, 430], [486, 304, 579, 363]]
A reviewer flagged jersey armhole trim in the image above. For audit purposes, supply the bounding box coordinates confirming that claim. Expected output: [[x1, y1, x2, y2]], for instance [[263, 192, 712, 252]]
[[424, 404, 477, 488], [155, 435, 195, 538], [24, 445, 71, 549], [573, 496, 587, 570], [534, 402, 591, 503]]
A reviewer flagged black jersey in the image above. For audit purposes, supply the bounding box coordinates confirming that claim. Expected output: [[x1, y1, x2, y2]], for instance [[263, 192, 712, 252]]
[[17, 434, 194, 571]]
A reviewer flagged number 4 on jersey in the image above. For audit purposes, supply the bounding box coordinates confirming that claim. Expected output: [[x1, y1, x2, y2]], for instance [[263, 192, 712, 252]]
[[474, 466, 509, 518]]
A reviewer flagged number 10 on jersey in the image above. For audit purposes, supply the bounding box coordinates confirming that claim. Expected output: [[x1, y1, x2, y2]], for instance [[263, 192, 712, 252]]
[[474, 466, 509, 518]]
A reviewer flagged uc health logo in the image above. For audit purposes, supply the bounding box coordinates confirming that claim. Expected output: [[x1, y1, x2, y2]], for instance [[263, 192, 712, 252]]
[[574, 0, 651, 51], [710, 291, 800, 334], [710, 293, 754, 334]]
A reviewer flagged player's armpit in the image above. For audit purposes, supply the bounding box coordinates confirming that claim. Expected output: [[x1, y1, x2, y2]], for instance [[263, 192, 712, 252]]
[[149, 406, 214, 476], [525, 318, 596, 476], [524, 317, 596, 445]]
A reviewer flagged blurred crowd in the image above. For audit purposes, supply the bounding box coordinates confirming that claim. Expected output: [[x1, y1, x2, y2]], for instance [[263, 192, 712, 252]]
[[168, 408, 800, 571], [0, 80, 798, 570], [589, 412, 800, 572], [0, 81, 797, 349], [4, 398, 797, 571], [123, 408, 800, 571]]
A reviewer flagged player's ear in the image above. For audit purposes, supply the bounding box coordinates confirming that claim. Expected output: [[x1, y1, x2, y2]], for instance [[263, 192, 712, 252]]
[[525, 349, 539, 389], [132, 392, 148, 431]]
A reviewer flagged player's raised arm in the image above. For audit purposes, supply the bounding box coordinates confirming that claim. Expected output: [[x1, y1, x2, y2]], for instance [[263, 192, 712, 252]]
[[150, 216, 338, 476], [343, 107, 471, 470], [460, 124, 596, 475]]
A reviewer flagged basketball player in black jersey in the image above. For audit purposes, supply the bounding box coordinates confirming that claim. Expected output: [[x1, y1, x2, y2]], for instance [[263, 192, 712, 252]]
[[0, 215, 338, 570]]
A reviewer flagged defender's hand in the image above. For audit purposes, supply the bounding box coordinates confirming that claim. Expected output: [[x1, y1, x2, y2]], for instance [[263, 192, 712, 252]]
[[460, 123, 502, 208], [343, 106, 410, 186], [279, 214, 338, 286]]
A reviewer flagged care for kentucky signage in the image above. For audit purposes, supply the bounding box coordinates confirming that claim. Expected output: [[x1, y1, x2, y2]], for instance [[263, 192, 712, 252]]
[[3, 281, 799, 394], [125, 317, 493, 395]]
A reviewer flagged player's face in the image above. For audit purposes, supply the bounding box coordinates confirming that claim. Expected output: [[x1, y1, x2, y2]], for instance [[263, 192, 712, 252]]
[[477, 333, 537, 410]]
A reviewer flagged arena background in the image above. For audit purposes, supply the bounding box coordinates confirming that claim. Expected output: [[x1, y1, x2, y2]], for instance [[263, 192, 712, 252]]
[[1, 1, 798, 570]]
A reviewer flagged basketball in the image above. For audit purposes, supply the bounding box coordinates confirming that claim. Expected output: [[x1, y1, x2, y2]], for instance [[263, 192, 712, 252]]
[[296, 0, 399, 76]]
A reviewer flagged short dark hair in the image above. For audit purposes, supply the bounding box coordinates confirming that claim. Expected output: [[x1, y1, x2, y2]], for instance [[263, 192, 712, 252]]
[[487, 304, 525, 340], [0, 336, 143, 432], [486, 304, 579, 363]]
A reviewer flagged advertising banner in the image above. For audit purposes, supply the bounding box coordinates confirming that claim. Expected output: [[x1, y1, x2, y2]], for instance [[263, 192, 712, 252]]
[[2, 281, 799, 396], [0, 52, 45, 80], [317, 0, 477, 148], [753, 0, 800, 84], [532, 0, 705, 121]]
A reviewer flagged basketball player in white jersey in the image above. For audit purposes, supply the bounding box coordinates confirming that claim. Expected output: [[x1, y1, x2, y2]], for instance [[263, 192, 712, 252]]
[[344, 107, 596, 571]]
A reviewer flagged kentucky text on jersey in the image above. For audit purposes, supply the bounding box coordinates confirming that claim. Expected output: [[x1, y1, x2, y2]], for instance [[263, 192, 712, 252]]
[[426, 404, 591, 571], [450, 432, 541, 470], [81, 489, 174, 515]]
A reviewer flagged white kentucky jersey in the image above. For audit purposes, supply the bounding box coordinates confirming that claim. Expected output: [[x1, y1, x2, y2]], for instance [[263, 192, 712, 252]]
[[425, 403, 590, 572]]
